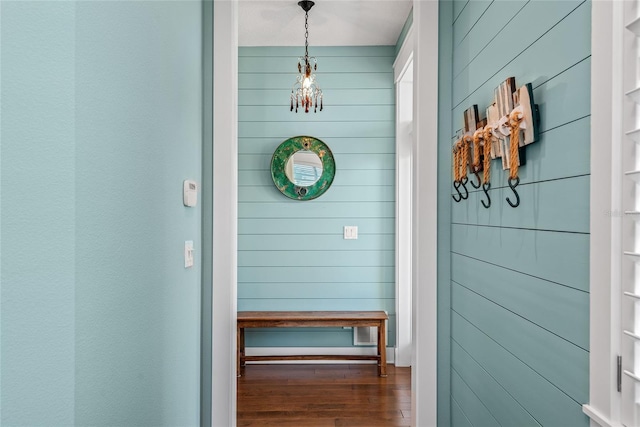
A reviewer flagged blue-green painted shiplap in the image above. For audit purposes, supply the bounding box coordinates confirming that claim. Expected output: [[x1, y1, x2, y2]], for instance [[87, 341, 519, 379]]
[[238, 46, 396, 348], [445, 0, 591, 425], [451, 369, 500, 427], [437, 1, 454, 426]]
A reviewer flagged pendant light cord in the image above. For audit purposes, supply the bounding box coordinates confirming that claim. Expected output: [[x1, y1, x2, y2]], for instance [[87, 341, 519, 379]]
[[304, 10, 309, 62]]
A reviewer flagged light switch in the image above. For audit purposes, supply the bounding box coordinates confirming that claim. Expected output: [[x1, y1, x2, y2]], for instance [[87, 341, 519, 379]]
[[344, 226, 358, 240], [185, 241, 194, 268]]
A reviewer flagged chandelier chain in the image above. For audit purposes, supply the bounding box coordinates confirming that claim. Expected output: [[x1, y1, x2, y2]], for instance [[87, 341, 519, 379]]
[[304, 11, 309, 59]]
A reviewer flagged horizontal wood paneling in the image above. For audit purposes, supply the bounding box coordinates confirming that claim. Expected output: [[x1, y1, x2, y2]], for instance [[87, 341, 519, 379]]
[[239, 202, 395, 219], [452, 0, 586, 108], [445, 1, 590, 424], [239, 55, 395, 74], [452, 0, 469, 24], [450, 116, 590, 189], [238, 46, 396, 348], [239, 88, 395, 106], [453, 53, 591, 135], [238, 266, 395, 283], [238, 218, 394, 235], [452, 341, 541, 427], [452, 282, 588, 403], [451, 175, 590, 233], [452, 0, 492, 47], [238, 234, 394, 251], [451, 224, 589, 292], [451, 253, 589, 349], [239, 72, 393, 90], [239, 251, 394, 267], [451, 399, 474, 427], [240, 169, 395, 187], [451, 369, 500, 427], [244, 330, 356, 348], [238, 153, 394, 171], [453, 0, 528, 79], [238, 299, 395, 313], [239, 105, 395, 122], [239, 121, 395, 139], [237, 282, 394, 299], [452, 313, 589, 426], [239, 137, 395, 154], [240, 185, 395, 203], [243, 318, 397, 347]]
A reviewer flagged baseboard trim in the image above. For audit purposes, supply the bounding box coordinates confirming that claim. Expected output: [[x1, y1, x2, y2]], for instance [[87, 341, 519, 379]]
[[244, 347, 395, 364], [583, 404, 622, 427]]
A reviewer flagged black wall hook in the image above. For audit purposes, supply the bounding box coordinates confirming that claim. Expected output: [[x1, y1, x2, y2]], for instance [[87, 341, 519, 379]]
[[481, 183, 491, 209], [470, 170, 481, 189], [506, 177, 520, 208], [452, 181, 462, 202], [459, 177, 469, 200]]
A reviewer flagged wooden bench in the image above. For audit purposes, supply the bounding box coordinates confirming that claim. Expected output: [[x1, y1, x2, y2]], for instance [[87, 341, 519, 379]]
[[237, 311, 388, 377]]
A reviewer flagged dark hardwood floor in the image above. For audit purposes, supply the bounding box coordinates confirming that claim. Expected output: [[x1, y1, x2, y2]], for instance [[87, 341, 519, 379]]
[[237, 364, 411, 427]]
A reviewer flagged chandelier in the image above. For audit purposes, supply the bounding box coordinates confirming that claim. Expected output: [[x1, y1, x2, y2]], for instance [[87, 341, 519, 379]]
[[290, 0, 323, 113]]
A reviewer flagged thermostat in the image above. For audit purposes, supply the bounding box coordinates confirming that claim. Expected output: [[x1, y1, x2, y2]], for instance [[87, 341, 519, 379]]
[[183, 180, 198, 207]]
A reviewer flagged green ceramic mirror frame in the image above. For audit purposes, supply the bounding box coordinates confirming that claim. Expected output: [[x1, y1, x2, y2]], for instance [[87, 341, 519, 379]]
[[271, 135, 336, 200]]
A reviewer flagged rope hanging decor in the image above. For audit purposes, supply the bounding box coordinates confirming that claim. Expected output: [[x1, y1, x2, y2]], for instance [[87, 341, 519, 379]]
[[468, 130, 483, 189], [480, 126, 493, 208], [461, 136, 471, 181], [454, 78, 539, 210], [507, 110, 524, 208], [482, 127, 492, 185], [451, 139, 469, 202], [452, 143, 461, 202], [472, 132, 482, 174], [458, 138, 470, 200], [452, 145, 459, 183]]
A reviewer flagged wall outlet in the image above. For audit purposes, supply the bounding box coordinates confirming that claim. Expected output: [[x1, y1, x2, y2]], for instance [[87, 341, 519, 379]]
[[343, 226, 358, 240], [185, 241, 194, 268]]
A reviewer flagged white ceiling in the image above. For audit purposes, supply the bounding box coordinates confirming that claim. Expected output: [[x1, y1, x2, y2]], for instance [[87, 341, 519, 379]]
[[238, 0, 413, 46]]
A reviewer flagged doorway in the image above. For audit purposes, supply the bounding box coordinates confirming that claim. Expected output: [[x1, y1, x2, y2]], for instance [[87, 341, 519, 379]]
[[209, 2, 440, 426]]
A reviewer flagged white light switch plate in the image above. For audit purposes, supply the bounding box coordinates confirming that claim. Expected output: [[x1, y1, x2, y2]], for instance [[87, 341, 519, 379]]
[[185, 241, 194, 268], [344, 226, 358, 240]]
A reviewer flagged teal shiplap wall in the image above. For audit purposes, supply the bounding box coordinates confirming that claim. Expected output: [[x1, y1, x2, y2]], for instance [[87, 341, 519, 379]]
[[238, 46, 396, 347], [446, 1, 590, 426], [1, 2, 202, 425], [437, 2, 454, 426]]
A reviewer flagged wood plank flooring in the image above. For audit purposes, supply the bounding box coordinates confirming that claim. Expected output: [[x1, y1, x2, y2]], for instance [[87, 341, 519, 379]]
[[237, 364, 411, 427]]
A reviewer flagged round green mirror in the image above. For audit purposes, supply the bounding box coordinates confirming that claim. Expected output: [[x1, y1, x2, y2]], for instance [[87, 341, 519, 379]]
[[271, 136, 336, 200]]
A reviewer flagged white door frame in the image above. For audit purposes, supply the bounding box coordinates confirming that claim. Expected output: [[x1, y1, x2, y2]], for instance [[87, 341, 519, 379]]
[[411, 1, 439, 425], [393, 25, 414, 368], [210, 0, 439, 425], [583, 1, 624, 426], [211, 0, 238, 426]]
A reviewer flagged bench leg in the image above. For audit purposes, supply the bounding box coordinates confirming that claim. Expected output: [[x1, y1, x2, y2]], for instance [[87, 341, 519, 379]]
[[237, 326, 245, 377], [378, 321, 387, 377]]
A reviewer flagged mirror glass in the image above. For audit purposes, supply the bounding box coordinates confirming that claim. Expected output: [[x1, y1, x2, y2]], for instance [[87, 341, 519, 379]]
[[285, 150, 323, 187]]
